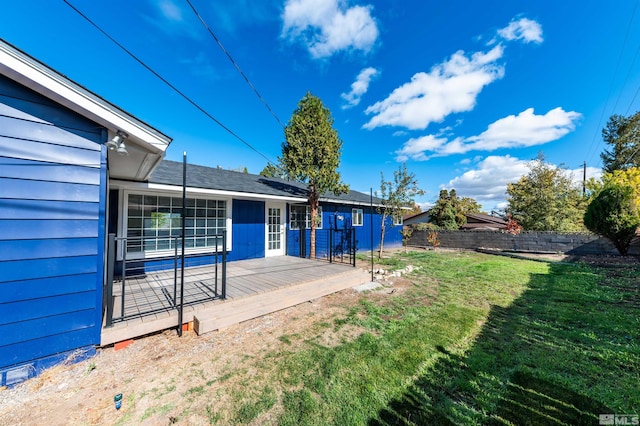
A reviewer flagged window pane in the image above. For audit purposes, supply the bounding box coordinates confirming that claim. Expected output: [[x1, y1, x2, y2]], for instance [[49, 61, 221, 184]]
[[127, 194, 227, 254], [128, 217, 142, 228]]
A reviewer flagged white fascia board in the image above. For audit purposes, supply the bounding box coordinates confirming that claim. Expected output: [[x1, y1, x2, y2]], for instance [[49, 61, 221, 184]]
[[0, 41, 171, 153], [110, 180, 308, 202], [319, 197, 384, 208]]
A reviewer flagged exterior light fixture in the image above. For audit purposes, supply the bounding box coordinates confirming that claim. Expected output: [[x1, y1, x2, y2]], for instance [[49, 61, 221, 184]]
[[106, 131, 128, 156]]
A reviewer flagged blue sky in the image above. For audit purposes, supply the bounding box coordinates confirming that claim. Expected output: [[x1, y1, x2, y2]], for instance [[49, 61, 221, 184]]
[[2, 1, 640, 211]]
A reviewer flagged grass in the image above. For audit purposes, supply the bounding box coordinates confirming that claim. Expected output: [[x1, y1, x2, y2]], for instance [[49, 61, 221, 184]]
[[205, 251, 639, 424]]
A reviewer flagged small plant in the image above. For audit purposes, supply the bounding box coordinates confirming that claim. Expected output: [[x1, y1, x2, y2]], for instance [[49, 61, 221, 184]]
[[427, 231, 440, 249], [505, 214, 523, 235], [400, 226, 414, 252], [86, 362, 96, 373]]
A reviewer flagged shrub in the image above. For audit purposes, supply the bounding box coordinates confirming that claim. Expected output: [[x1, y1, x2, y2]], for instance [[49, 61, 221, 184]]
[[584, 184, 640, 255]]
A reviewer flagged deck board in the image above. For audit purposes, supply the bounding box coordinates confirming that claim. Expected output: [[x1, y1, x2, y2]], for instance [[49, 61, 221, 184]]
[[101, 256, 365, 346]]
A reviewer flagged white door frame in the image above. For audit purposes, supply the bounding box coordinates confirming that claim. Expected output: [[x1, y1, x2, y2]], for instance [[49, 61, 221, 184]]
[[265, 202, 286, 257]]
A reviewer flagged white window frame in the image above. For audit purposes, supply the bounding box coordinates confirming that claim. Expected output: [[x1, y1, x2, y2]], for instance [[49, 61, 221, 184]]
[[393, 214, 403, 226], [120, 189, 232, 260], [352, 208, 363, 227], [290, 205, 322, 230]]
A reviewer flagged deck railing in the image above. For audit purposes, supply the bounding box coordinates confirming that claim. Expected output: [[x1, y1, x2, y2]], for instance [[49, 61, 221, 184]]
[[103, 233, 227, 330], [287, 228, 357, 267]]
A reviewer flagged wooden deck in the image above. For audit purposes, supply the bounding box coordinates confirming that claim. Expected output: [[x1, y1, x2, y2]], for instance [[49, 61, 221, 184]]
[[101, 256, 369, 346]]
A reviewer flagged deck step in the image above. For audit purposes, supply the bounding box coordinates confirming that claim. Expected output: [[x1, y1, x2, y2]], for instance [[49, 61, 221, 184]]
[[194, 269, 369, 335]]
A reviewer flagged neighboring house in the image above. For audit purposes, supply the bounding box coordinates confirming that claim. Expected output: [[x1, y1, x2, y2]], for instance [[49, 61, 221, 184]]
[[0, 39, 402, 386], [460, 213, 507, 231], [403, 211, 430, 226], [403, 211, 507, 231]]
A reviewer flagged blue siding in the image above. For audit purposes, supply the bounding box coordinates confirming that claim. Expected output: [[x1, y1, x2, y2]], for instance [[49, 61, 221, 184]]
[[228, 199, 265, 261], [0, 199, 99, 220], [0, 74, 106, 380], [0, 238, 99, 261], [286, 203, 403, 255], [0, 274, 97, 303]]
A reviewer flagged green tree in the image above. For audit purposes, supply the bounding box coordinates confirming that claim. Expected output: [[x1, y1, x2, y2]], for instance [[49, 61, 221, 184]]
[[506, 157, 587, 231], [378, 164, 424, 258], [428, 190, 480, 229], [584, 183, 640, 255], [428, 190, 460, 230], [459, 197, 483, 216], [259, 162, 287, 179], [281, 92, 348, 258], [601, 112, 640, 173]]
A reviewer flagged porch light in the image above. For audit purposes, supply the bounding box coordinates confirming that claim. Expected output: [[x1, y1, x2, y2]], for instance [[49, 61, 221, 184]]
[[106, 130, 129, 156]]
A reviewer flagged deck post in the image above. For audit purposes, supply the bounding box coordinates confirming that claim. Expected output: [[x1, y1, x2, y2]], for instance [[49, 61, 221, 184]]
[[104, 233, 116, 328], [173, 237, 178, 306], [178, 152, 187, 337], [352, 229, 357, 267], [121, 237, 127, 319], [222, 231, 227, 300], [329, 229, 333, 263]]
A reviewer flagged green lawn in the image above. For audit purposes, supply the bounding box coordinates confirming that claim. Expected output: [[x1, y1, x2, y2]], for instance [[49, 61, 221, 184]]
[[220, 251, 640, 425]]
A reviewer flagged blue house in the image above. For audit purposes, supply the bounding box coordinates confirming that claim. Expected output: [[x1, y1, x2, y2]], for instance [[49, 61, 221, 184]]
[[0, 39, 402, 386]]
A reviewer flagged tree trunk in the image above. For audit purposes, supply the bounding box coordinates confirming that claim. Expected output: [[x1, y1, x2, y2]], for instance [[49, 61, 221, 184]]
[[378, 214, 386, 259], [309, 189, 319, 259]]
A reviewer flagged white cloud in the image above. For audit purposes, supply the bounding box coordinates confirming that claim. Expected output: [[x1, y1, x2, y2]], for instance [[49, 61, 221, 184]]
[[281, 0, 379, 59], [395, 135, 455, 162], [394, 107, 582, 161], [144, 0, 201, 39], [341, 67, 379, 108], [497, 17, 544, 44], [363, 46, 505, 130], [567, 166, 603, 188], [465, 107, 582, 150], [158, 0, 183, 21], [445, 155, 529, 210]]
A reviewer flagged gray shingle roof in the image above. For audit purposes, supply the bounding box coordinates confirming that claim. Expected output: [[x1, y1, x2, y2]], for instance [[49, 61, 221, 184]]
[[149, 160, 382, 206]]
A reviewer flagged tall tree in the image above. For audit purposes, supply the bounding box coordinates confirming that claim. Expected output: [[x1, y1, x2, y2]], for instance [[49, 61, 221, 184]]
[[428, 190, 460, 230], [427, 190, 481, 229], [506, 157, 587, 231], [584, 183, 640, 255], [378, 163, 423, 258], [601, 111, 640, 173], [281, 92, 348, 258]]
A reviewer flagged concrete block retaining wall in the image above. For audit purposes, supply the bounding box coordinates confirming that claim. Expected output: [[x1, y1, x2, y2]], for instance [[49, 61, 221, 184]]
[[406, 230, 640, 256]]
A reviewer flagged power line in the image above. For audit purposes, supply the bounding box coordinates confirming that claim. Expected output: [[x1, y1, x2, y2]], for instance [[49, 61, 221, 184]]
[[624, 84, 640, 115], [585, 0, 638, 164], [611, 42, 640, 113], [184, 0, 286, 129], [62, 0, 275, 165]]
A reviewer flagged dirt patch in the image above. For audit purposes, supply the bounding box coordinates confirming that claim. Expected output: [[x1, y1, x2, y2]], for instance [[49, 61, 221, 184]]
[[0, 273, 414, 426]]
